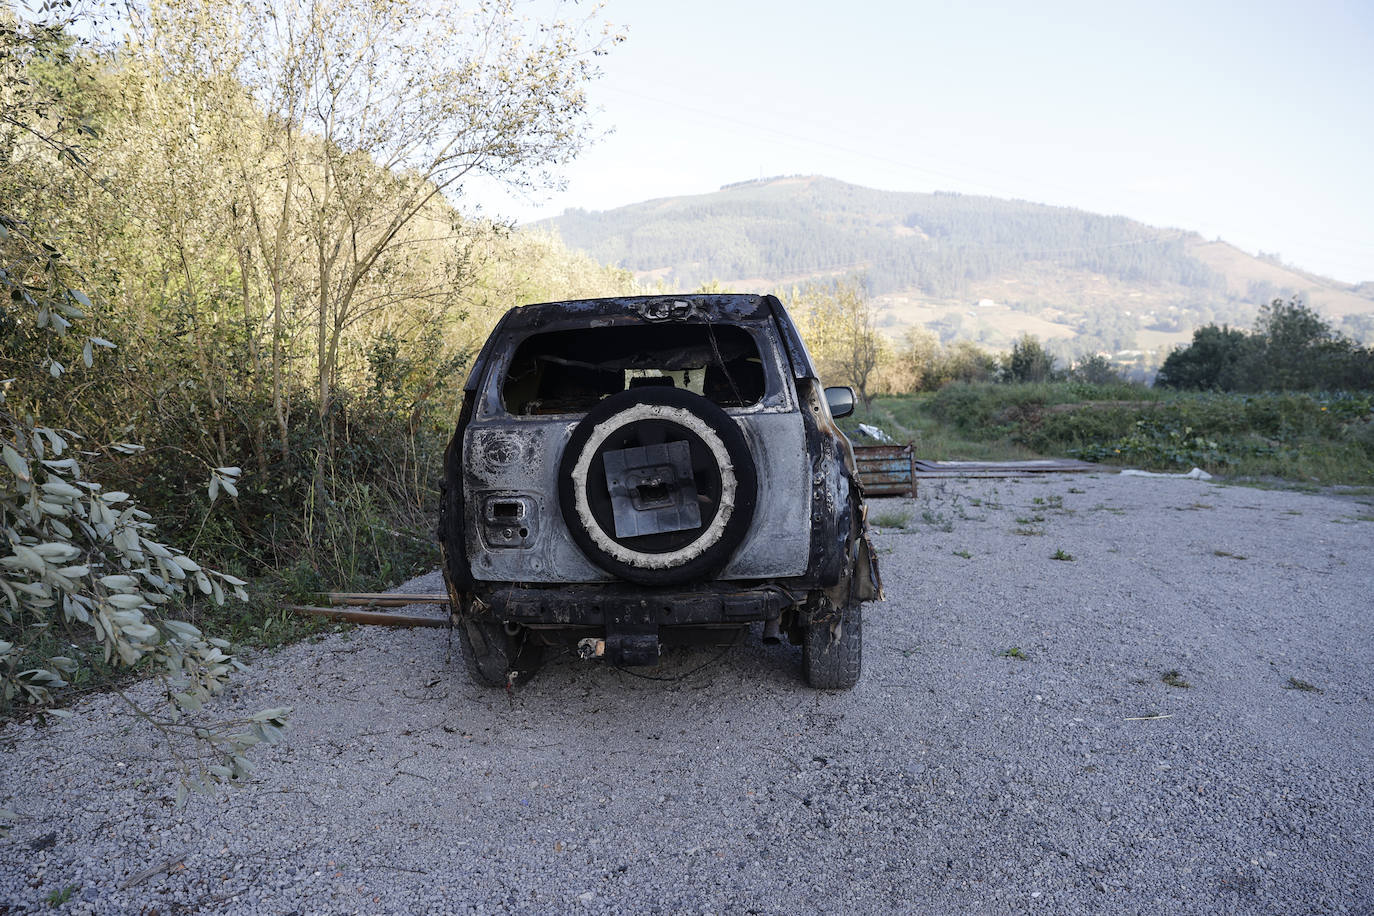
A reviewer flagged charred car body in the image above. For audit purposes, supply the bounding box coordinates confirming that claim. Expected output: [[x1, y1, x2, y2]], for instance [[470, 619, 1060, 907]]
[[438, 294, 880, 688]]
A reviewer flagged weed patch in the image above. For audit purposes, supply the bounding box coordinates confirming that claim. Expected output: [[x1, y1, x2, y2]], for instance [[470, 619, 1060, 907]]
[[1051, 549, 1075, 561], [46, 885, 77, 907], [872, 509, 912, 529], [999, 647, 1030, 660], [1283, 677, 1323, 693], [921, 509, 954, 532]]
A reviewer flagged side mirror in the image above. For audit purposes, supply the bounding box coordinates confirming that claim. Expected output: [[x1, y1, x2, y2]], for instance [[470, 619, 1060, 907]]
[[824, 386, 856, 419]]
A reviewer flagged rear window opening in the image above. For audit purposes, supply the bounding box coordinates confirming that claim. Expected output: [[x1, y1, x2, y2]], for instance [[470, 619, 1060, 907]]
[[502, 324, 766, 415]]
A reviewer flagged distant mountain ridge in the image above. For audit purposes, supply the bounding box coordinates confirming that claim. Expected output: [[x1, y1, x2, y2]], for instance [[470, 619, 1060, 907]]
[[538, 175, 1374, 360]]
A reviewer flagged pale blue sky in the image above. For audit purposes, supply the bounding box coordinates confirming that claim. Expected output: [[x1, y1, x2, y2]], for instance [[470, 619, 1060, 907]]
[[469, 0, 1374, 283]]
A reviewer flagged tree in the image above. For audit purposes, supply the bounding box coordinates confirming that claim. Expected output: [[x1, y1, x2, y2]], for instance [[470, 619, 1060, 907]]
[[1004, 333, 1055, 383], [835, 278, 885, 407], [1155, 324, 1250, 390], [1076, 307, 1138, 353], [1070, 354, 1123, 384], [1341, 314, 1374, 346], [889, 327, 941, 392], [937, 340, 999, 384], [128, 0, 622, 431], [1, 9, 287, 817], [1155, 299, 1374, 392], [784, 276, 885, 406], [1251, 297, 1337, 390]]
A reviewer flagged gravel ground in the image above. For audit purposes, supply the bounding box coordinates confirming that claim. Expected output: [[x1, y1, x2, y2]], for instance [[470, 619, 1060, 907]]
[[2, 472, 1372, 915]]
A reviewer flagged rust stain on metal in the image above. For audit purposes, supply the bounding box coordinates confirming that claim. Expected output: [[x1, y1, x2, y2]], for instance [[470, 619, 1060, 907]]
[[853, 443, 918, 497]]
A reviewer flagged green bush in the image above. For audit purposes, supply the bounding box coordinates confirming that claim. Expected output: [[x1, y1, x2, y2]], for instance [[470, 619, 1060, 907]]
[[888, 382, 1374, 484], [1158, 299, 1374, 392], [927, 380, 1153, 433], [1344, 418, 1374, 458], [1043, 392, 1374, 479]]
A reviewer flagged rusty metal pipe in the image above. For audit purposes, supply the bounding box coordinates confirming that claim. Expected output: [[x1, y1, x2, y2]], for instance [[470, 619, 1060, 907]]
[[288, 606, 446, 628], [317, 592, 449, 606]]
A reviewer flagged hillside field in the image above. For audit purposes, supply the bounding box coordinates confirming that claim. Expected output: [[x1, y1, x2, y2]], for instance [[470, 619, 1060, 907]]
[[541, 176, 1374, 365]]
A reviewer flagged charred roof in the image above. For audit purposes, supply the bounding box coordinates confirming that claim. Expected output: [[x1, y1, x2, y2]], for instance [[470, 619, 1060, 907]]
[[499, 294, 777, 332]]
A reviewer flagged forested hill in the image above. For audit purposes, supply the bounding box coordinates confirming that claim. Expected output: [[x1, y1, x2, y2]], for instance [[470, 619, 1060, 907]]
[[540, 175, 1374, 359]]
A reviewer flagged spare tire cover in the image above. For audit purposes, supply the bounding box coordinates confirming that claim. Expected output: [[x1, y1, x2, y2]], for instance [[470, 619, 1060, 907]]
[[558, 387, 758, 586]]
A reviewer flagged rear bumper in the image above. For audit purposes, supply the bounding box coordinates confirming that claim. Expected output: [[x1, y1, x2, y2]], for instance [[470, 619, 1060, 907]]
[[472, 581, 798, 628]]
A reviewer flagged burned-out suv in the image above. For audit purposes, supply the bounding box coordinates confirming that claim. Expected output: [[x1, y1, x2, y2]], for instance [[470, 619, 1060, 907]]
[[438, 294, 880, 689]]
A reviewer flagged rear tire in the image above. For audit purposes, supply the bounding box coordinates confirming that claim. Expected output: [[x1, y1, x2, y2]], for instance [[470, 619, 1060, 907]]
[[803, 602, 862, 690], [455, 617, 544, 688]]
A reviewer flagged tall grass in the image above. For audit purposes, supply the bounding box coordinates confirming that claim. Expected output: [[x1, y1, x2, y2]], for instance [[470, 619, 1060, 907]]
[[81, 389, 450, 650]]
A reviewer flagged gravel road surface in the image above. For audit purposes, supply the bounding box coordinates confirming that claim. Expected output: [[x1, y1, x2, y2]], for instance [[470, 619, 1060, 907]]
[[2, 473, 1372, 915]]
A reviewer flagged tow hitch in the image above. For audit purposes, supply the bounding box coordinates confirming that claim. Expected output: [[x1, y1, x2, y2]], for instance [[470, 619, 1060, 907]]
[[575, 597, 662, 666], [577, 632, 661, 666]]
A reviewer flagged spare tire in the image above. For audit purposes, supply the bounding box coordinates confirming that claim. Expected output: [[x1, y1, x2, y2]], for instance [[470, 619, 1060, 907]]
[[558, 387, 758, 586]]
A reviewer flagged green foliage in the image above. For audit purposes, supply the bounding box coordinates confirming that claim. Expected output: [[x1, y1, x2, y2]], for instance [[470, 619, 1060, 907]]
[[1, 207, 290, 810], [1069, 419, 1226, 468], [1, 0, 631, 818], [919, 340, 1001, 389], [1156, 324, 1252, 390], [548, 176, 1225, 299], [866, 383, 1374, 485], [1070, 354, 1124, 385], [925, 380, 1154, 435], [1158, 299, 1374, 392], [1074, 308, 1138, 354], [1347, 417, 1374, 457], [1004, 334, 1056, 383], [871, 509, 911, 529], [2, 0, 634, 612], [1044, 391, 1372, 476], [784, 276, 885, 404], [920, 509, 954, 531], [46, 884, 77, 907]]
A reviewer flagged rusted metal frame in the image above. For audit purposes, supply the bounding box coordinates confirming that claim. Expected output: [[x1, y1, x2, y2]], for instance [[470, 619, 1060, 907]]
[[319, 592, 449, 605], [288, 606, 447, 628], [910, 458, 1100, 478], [285, 591, 452, 627], [853, 443, 918, 497]]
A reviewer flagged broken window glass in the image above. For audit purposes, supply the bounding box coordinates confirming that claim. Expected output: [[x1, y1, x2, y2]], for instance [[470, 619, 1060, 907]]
[[502, 324, 767, 415]]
